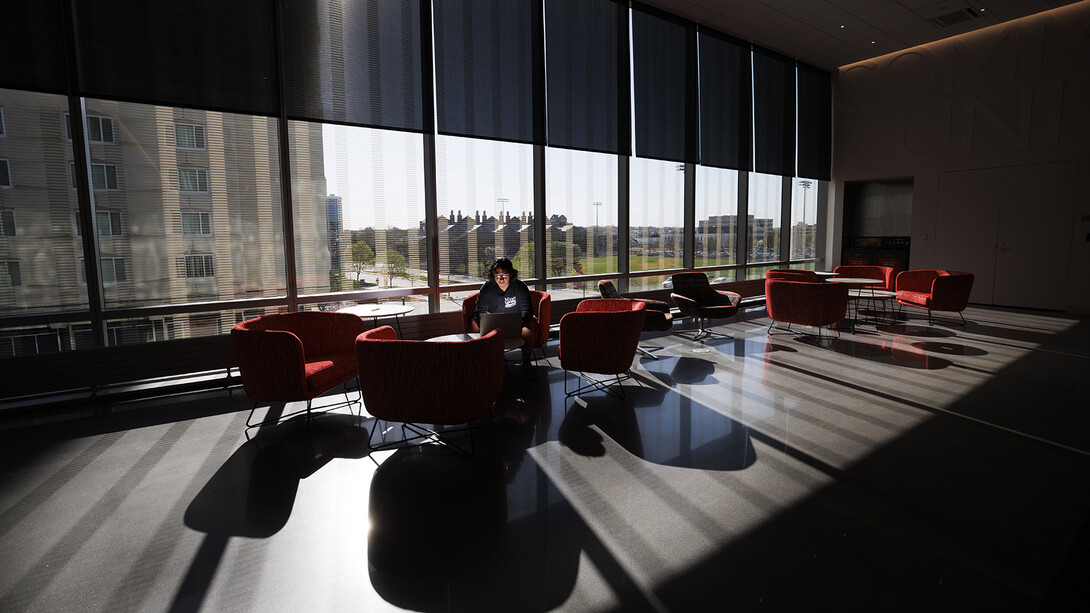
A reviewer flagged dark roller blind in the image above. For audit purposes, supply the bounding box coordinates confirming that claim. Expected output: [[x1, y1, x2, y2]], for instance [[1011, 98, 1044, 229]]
[[698, 30, 751, 171], [632, 3, 695, 163], [281, 0, 423, 132], [545, 0, 624, 154], [73, 0, 278, 115], [752, 48, 795, 177], [433, 0, 536, 143], [796, 63, 831, 181], [0, 0, 68, 93]]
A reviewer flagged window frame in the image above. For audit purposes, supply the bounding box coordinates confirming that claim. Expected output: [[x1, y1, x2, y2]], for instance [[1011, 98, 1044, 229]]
[[78, 257, 127, 284], [0, 107, 6, 136], [96, 210, 123, 237], [64, 113, 115, 143], [1, 209, 17, 237], [1, 260, 23, 288], [177, 167, 210, 193], [0, 158, 11, 188], [181, 210, 213, 236], [184, 253, 215, 278], [70, 161, 120, 191], [174, 122, 207, 150]]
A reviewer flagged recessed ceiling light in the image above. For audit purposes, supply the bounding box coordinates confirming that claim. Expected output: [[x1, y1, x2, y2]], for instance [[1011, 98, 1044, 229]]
[[871, 40, 876, 44], [840, 25, 845, 29]]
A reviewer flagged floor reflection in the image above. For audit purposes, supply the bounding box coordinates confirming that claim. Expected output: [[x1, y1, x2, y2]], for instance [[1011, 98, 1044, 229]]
[[558, 382, 756, 472], [641, 355, 718, 386], [910, 340, 989, 356], [807, 337, 955, 370]]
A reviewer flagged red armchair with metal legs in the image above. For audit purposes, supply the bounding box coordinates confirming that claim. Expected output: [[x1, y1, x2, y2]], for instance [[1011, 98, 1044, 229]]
[[765, 279, 849, 342], [231, 311, 367, 429], [895, 270, 975, 326], [558, 298, 646, 398], [765, 269, 821, 282], [669, 272, 742, 341], [832, 265, 895, 291], [356, 326, 504, 454], [598, 280, 673, 359], [461, 290, 552, 359]]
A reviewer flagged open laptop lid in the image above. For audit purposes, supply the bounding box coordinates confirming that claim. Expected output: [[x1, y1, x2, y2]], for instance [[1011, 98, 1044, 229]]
[[479, 312, 523, 340]]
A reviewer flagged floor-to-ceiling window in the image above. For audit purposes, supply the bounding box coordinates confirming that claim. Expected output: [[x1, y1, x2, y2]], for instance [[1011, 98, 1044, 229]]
[[0, 0, 831, 375], [290, 123, 428, 314], [746, 172, 784, 279], [790, 177, 820, 268], [629, 157, 685, 292], [544, 148, 619, 300], [435, 136, 535, 312], [696, 166, 740, 282]]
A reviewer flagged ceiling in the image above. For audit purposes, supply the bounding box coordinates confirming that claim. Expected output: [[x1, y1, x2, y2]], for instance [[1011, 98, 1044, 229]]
[[639, 0, 1082, 70]]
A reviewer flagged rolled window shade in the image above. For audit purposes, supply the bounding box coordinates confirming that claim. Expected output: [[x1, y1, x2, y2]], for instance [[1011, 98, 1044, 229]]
[[73, 0, 278, 116], [433, 0, 536, 143], [0, 0, 68, 93], [796, 63, 831, 181], [632, 4, 694, 163], [281, 0, 424, 132], [698, 30, 751, 171], [752, 48, 795, 177], [545, 0, 624, 155]]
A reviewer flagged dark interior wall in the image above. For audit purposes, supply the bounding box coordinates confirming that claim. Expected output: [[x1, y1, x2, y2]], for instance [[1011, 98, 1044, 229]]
[[833, 1, 1090, 311]]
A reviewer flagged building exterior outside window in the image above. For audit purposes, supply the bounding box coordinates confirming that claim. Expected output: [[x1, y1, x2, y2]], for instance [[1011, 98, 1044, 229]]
[[65, 113, 115, 143], [177, 168, 209, 193], [0, 209, 14, 237], [181, 211, 212, 235], [174, 123, 206, 149], [78, 257, 127, 284], [1, 261, 22, 288], [184, 253, 215, 278]]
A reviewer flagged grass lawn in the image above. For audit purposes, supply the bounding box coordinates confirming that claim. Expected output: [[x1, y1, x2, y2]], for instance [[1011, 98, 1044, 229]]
[[578, 255, 737, 274]]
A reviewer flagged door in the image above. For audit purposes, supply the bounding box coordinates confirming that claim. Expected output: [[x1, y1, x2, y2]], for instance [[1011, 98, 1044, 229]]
[[992, 161, 1077, 310]]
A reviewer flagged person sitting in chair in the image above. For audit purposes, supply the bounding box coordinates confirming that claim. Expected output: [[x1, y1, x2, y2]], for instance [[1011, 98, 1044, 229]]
[[471, 258, 537, 367]]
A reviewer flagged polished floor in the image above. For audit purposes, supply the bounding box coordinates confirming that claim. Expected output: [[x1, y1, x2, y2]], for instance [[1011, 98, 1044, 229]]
[[1, 305, 1089, 612]]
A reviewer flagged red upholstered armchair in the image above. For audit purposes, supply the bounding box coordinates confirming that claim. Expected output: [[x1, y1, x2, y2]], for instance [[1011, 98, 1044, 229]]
[[765, 279, 848, 341], [833, 265, 895, 291], [895, 270, 975, 326], [669, 272, 742, 341], [231, 311, 367, 429], [460, 290, 552, 359], [598, 280, 673, 358], [356, 326, 505, 454], [558, 299, 646, 397], [765, 268, 821, 282]]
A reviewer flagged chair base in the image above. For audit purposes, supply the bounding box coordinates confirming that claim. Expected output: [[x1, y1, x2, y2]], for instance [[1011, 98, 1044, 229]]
[[767, 320, 840, 343], [637, 344, 661, 359], [897, 303, 967, 328], [367, 411, 494, 457], [563, 369, 633, 399], [674, 317, 733, 342], [246, 381, 362, 430]]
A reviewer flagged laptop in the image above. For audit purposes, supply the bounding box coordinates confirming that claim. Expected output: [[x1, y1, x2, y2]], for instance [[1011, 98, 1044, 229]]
[[479, 312, 525, 347]]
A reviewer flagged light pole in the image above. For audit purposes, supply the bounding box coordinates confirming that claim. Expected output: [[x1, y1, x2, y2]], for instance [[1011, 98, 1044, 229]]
[[591, 201, 602, 258], [798, 180, 812, 261]]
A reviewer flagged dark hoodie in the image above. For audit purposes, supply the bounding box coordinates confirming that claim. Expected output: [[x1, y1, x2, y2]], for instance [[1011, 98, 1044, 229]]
[[475, 278, 532, 325]]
